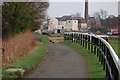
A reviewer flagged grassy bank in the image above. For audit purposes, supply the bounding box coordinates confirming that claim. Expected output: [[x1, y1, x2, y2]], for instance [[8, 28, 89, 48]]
[[62, 41, 105, 78], [2, 34, 49, 79], [9, 35, 48, 69], [108, 39, 120, 58]]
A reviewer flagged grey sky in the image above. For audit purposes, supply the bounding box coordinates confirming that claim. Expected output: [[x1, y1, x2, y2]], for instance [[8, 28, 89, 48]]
[[47, 1, 119, 18]]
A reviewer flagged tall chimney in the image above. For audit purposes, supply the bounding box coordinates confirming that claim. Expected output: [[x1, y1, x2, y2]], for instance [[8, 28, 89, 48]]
[[85, 0, 88, 21]]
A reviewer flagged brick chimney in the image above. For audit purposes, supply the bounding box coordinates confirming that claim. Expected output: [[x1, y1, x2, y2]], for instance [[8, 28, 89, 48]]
[[85, 0, 88, 21]]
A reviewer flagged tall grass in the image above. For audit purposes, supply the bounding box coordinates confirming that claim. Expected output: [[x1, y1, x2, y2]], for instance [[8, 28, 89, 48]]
[[2, 31, 36, 65], [2, 33, 49, 79], [8, 34, 49, 70]]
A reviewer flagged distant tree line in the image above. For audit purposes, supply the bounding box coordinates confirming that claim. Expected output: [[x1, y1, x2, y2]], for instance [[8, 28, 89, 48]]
[[2, 2, 49, 39], [89, 9, 119, 33]]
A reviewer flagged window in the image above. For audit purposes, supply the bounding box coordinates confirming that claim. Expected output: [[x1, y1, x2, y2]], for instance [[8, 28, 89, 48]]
[[68, 21, 71, 23], [74, 21, 76, 23]]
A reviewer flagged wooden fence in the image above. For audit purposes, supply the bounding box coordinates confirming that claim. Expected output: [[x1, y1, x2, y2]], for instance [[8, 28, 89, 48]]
[[64, 32, 120, 80]]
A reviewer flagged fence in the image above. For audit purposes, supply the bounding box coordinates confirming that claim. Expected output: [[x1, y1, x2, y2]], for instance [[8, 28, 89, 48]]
[[64, 32, 120, 80]]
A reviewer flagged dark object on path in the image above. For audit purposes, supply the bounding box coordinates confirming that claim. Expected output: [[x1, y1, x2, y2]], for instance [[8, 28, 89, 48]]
[[49, 40, 54, 43]]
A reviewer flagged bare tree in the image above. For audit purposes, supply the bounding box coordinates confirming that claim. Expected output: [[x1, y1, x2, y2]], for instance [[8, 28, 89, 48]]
[[94, 12, 101, 21], [100, 9, 108, 19], [94, 9, 108, 21]]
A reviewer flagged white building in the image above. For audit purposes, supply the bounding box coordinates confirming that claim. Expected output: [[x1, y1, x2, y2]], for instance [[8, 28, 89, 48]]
[[66, 19, 78, 31], [56, 16, 79, 31], [48, 18, 58, 33], [48, 16, 80, 33]]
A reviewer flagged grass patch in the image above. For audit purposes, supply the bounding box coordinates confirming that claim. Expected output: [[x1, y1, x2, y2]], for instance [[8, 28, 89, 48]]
[[9, 42, 47, 69], [2, 34, 49, 79], [9, 35, 48, 69], [108, 39, 120, 58], [62, 41, 105, 78]]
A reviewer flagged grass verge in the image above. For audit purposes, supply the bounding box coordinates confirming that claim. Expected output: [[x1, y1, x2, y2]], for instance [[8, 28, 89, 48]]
[[9, 35, 48, 69], [2, 34, 49, 79], [62, 41, 105, 78], [108, 39, 120, 58]]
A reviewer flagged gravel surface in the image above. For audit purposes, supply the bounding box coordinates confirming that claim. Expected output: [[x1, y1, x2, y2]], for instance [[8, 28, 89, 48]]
[[27, 43, 88, 78]]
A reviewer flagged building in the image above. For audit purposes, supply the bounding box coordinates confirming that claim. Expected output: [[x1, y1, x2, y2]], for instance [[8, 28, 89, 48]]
[[48, 15, 90, 33], [47, 0, 89, 33], [57, 16, 79, 31], [48, 16, 79, 33], [65, 17, 79, 31], [48, 18, 58, 33], [79, 18, 87, 30], [57, 25, 64, 34]]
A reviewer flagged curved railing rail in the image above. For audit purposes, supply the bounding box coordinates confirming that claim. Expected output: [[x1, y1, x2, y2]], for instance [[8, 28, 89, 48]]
[[64, 32, 120, 80]]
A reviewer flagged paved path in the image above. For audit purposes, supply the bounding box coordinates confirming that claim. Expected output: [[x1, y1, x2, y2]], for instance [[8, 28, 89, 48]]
[[27, 43, 88, 78]]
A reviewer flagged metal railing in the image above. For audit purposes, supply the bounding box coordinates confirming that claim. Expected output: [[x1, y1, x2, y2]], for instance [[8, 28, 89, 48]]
[[64, 32, 120, 80]]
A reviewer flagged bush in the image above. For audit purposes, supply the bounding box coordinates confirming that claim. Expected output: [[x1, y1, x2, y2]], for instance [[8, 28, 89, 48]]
[[2, 2, 49, 39]]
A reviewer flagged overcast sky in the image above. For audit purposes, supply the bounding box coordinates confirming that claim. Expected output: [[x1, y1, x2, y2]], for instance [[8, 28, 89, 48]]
[[0, 0, 119, 18], [47, 0, 119, 18]]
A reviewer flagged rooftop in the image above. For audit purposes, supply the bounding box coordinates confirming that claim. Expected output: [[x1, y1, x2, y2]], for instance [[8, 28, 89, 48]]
[[56, 15, 82, 21]]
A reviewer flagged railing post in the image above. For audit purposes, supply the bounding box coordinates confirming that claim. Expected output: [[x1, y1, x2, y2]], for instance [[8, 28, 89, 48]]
[[112, 63, 119, 80], [71, 33, 73, 42], [81, 34, 82, 46], [78, 34, 80, 44], [99, 40, 101, 62], [96, 38, 98, 57], [88, 36, 90, 50], [74, 33, 76, 43], [72, 33, 73, 42], [106, 63, 110, 79], [75, 33, 77, 43], [82, 34, 84, 47], [100, 41, 102, 64], [85, 35, 87, 49], [106, 48, 111, 79], [91, 36, 93, 52], [103, 44, 105, 70], [94, 37, 96, 55], [101, 42, 103, 65], [76, 34, 78, 43]]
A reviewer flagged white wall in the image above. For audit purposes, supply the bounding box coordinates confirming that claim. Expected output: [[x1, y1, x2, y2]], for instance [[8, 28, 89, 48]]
[[65, 20, 79, 31], [48, 18, 58, 31], [81, 23, 87, 29], [66, 20, 72, 31], [58, 21, 66, 29], [57, 19, 79, 31], [72, 20, 78, 31]]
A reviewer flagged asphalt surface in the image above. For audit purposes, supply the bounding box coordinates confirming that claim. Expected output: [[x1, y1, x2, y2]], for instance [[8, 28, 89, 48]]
[[27, 43, 88, 78]]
